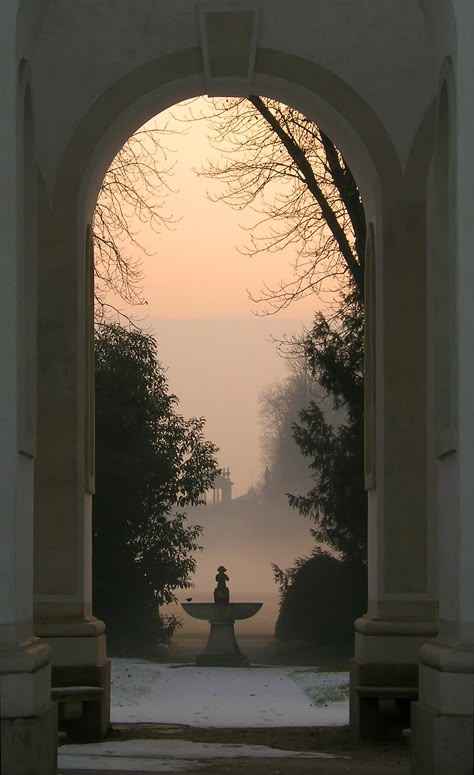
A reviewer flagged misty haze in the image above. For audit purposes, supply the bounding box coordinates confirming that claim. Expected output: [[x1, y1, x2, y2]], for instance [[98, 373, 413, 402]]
[[92, 95, 366, 670]]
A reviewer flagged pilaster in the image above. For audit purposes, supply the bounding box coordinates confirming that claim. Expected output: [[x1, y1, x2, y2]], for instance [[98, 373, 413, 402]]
[[351, 201, 437, 737], [0, 43, 56, 773], [412, 21, 474, 771], [34, 198, 109, 738]]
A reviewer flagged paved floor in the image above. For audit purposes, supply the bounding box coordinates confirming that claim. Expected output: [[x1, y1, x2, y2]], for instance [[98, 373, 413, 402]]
[[58, 660, 409, 774], [59, 752, 409, 774], [60, 762, 409, 775], [58, 725, 410, 774]]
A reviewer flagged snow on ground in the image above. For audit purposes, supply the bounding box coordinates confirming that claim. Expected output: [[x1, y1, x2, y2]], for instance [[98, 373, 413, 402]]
[[110, 659, 349, 727], [291, 668, 350, 707], [59, 660, 350, 772], [59, 739, 340, 772]]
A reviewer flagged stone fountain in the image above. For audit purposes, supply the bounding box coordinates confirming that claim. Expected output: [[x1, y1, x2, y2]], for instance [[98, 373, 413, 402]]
[[181, 566, 262, 666]]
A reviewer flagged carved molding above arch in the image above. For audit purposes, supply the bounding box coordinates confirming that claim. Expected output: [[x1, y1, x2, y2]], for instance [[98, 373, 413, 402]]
[[198, 4, 260, 94]]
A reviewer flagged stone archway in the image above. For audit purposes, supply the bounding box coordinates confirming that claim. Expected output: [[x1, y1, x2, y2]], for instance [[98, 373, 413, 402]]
[[7, 1, 466, 771], [31, 36, 434, 747]]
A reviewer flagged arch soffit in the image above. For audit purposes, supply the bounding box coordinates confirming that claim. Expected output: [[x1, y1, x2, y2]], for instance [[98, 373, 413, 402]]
[[436, 57, 456, 142], [51, 47, 402, 227], [17, 59, 36, 192], [435, 57, 457, 245], [18, 58, 33, 107]]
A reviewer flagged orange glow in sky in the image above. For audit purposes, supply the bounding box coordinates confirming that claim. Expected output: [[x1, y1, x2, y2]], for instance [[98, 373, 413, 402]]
[[103, 99, 323, 495]]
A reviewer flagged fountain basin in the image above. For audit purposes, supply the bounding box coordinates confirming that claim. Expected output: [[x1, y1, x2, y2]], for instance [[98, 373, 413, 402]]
[[182, 602, 262, 621], [181, 567, 263, 666]]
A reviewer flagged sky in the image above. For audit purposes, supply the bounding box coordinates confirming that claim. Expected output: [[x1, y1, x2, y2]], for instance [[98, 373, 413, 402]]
[[104, 98, 321, 496]]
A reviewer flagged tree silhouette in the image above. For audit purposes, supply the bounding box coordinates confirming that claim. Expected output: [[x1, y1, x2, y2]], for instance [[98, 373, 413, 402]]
[[188, 96, 365, 310], [93, 323, 220, 653], [94, 122, 179, 320]]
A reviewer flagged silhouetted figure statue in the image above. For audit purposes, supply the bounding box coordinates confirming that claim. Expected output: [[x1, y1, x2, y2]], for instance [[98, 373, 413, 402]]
[[214, 565, 230, 604]]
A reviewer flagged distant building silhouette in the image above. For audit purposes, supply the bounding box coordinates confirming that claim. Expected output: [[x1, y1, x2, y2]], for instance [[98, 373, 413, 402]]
[[208, 467, 233, 506]]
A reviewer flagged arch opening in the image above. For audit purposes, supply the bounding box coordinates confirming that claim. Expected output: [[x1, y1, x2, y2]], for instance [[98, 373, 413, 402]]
[[89, 92, 370, 666]]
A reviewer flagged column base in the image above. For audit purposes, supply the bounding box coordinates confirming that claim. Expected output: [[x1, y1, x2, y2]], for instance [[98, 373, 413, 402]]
[[351, 615, 437, 739], [1, 705, 57, 775], [411, 641, 474, 774], [411, 699, 473, 775], [0, 637, 52, 717]]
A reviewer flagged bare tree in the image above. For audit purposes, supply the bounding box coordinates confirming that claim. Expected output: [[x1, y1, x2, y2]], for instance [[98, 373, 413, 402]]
[[187, 96, 365, 311], [258, 361, 314, 498], [94, 121, 180, 320], [183, 97, 368, 565]]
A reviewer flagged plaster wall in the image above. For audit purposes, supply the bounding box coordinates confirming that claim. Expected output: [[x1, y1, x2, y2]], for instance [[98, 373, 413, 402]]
[[16, 0, 51, 62], [418, 0, 456, 61], [0, 8, 31, 643], [30, 0, 433, 194], [449, 2, 474, 638]]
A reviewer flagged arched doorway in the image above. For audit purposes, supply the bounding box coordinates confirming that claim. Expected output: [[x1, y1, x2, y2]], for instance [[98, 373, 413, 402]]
[[33, 43, 433, 742], [2, 2, 450, 771]]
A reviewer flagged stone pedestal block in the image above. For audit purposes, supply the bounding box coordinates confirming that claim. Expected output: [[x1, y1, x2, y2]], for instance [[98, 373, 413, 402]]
[[351, 615, 437, 739], [412, 642, 474, 774], [411, 699, 473, 775], [35, 619, 110, 739], [51, 659, 111, 740], [1, 705, 57, 775]]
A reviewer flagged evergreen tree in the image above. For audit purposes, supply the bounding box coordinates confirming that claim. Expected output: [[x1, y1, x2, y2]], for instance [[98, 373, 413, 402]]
[[93, 323, 219, 654], [290, 289, 366, 563]]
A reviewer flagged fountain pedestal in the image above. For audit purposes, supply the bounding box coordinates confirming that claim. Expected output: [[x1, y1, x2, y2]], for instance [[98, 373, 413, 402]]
[[181, 602, 263, 667]]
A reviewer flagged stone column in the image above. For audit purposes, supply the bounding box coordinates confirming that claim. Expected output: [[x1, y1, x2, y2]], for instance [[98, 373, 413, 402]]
[[0, 50, 56, 774], [350, 200, 438, 737], [33, 201, 110, 739], [412, 12, 474, 770]]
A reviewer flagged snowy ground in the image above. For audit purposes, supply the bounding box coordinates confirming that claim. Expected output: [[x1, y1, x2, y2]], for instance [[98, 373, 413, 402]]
[[110, 659, 349, 727], [58, 658, 350, 772]]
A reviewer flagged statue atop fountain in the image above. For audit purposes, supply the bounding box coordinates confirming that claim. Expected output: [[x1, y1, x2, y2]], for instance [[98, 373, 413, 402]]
[[214, 565, 230, 604], [181, 566, 262, 666]]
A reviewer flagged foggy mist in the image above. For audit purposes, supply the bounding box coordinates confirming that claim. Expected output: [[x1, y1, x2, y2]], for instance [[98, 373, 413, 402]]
[[162, 491, 315, 641], [102, 101, 322, 643]]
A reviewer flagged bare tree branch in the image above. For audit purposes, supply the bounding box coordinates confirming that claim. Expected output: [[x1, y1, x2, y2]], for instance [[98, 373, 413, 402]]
[[180, 97, 365, 312], [93, 120, 183, 321]]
